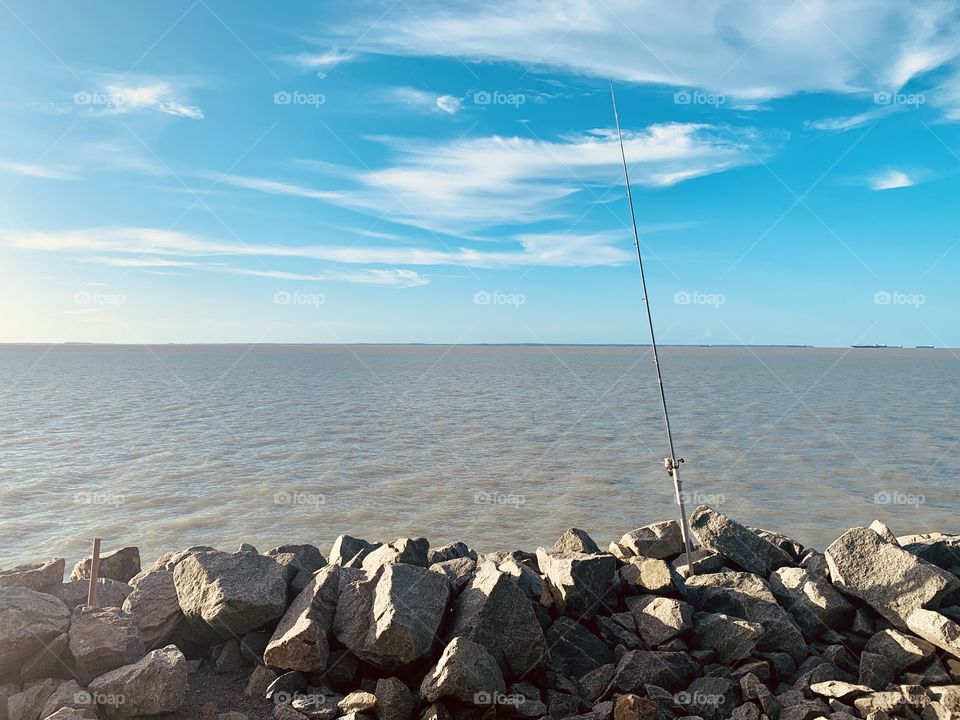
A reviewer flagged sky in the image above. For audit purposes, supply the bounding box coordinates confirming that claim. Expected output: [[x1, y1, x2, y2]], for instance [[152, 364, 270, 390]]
[[0, 0, 958, 346]]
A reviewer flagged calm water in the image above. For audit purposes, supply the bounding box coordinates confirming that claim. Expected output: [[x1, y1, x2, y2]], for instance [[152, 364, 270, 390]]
[[0, 344, 957, 570]]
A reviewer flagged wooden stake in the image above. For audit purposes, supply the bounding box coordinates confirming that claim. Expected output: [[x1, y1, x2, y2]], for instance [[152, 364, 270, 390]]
[[86, 537, 101, 607]]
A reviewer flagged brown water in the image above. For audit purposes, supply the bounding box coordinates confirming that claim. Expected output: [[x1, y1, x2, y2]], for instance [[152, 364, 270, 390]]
[[0, 344, 957, 569]]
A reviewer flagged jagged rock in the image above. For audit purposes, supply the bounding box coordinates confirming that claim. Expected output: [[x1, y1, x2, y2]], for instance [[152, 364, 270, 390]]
[[777, 699, 830, 720], [671, 548, 726, 578], [420, 637, 506, 705], [214, 638, 242, 673], [768, 566, 854, 640], [740, 673, 783, 719], [800, 550, 831, 579], [545, 618, 612, 678], [314, 648, 357, 687], [853, 691, 909, 717], [290, 692, 338, 720], [578, 664, 615, 702], [618, 521, 685, 560], [244, 665, 277, 697], [8, 679, 57, 720], [825, 527, 957, 629], [752, 528, 805, 562], [71, 547, 140, 583], [51, 578, 132, 612], [729, 702, 760, 720], [273, 706, 308, 720], [0, 587, 71, 678], [265, 565, 340, 672], [69, 606, 145, 684], [868, 521, 898, 544], [173, 547, 288, 637], [620, 558, 675, 595], [265, 545, 327, 594], [0, 559, 64, 591], [123, 569, 181, 649], [87, 644, 187, 717], [858, 629, 936, 689], [329, 535, 381, 568], [333, 563, 449, 670], [375, 677, 415, 720], [689, 506, 793, 576], [264, 670, 307, 702], [39, 680, 87, 719], [536, 548, 616, 619], [21, 630, 68, 682], [597, 615, 642, 650], [419, 705, 451, 720], [546, 689, 581, 719], [429, 558, 476, 593], [691, 612, 763, 662], [898, 533, 960, 571], [44, 710, 94, 720], [613, 693, 657, 720], [809, 680, 874, 702], [628, 595, 693, 646], [339, 692, 377, 713], [551, 529, 601, 555], [496, 559, 543, 601], [612, 650, 697, 693], [448, 562, 547, 679], [361, 538, 429, 573], [678, 677, 739, 720], [427, 542, 477, 565], [906, 609, 960, 659]]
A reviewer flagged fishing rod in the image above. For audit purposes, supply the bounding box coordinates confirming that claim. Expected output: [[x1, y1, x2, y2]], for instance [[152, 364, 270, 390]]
[[609, 80, 696, 574]]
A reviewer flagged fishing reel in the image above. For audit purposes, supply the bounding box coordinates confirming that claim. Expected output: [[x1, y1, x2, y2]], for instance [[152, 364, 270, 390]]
[[663, 457, 684, 476]]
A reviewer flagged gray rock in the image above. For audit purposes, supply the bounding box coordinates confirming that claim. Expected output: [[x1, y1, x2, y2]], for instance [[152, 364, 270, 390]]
[[825, 527, 958, 630], [677, 677, 738, 720], [0, 587, 71, 679], [692, 612, 763, 663], [265, 565, 341, 672], [374, 678, 415, 720], [21, 631, 68, 682], [619, 521, 685, 560], [577, 663, 615, 702], [596, 615, 642, 650], [244, 665, 278, 697], [333, 563, 449, 671], [852, 691, 909, 718], [339, 691, 377, 713], [536, 548, 616, 619], [426, 542, 477, 565], [689, 506, 794, 576], [858, 629, 936, 689], [777, 699, 830, 720], [629, 595, 693, 646], [906, 609, 960, 659], [329, 535, 381, 568], [612, 650, 697, 693], [496, 559, 544, 601], [71, 547, 140, 583], [122, 570, 181, 649], [0, 559, 64, 591], [544, 618, 612, 678], [809, 680, 874, 702], [87, 644, 187, 717], [7, 679, 57, 720], [44, 710, 94, 720], [868, 520, 898, 544], [39, 680, 87, 719], [429, 558, 476, 593], [550, 529, 601, 555], [69, 605, 145, 684], [448, 561, 547, 680], [420, 637, 506, 705], [739, 673, 783, 719], [620, 558, 675, 595], [265, 545, 327, 595], [751, 528, 805, 562], [51, 578, 132, 611], [361, 538, 429, 574], [897, 533, 960, 571], [672, 548, 725, 578], [173, 547, 288, 637], [546, 689, 581, 719], [769, 566, 854, 640], [214, 638, 242, 673]]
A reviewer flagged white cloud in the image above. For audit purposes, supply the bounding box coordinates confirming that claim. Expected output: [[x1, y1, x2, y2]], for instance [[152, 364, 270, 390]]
[[435, 95, 462, 114], [808, 106, 895, 132], [282, 49, 357, 70], [0, 161, 76, 180], [387, 87, 463, 115], [869, 169, 916, 190], [77, 77, 204, 120], [207, 173, 344, 201]]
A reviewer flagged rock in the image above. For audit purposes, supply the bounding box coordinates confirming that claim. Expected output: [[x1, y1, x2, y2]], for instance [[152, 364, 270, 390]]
[[44, 710, 93, 720], [740, 673, 783, 719], [329, 535, 380, 568], [898, 533, 960, 571], [339, 691, 377, 713], [672, 548, 725, 577], [265, 565, 341, 672], [214, 638, 242, 673], [551, 529, 601, 555], [809, 680, 874, 702], [691, 612, 763, 662], [619, 558, 675, 595], [868, 521, 898, 544], [122, 570, 181, 649], [677, 677, 739, 720], [689, 506, 793, 576], [51, 578, 132, 612], [87, 644, 187, 717], [39, 680, 87, 719], [597, 615, 642, 650], [266, 545, 327, 595], [333, 563, 449, 671], [8, 679, 57, 720], [0, 559, 64, 591], [420, 637, 506, 705], [71, 547, 140, 583], [313, 648, 357, 687], [858, 629, 936, 689], [536, 548, 616, 619], [173, 547, 288, 637], [69, 606, 145, 683], [419, 704, 451, 720], [427, 542, 477, 565], [629, 595, 693, 646], [0, 587, 71, 679], [496, 559, 543, 601], [612, 650, 697, 693], [361, 538, 429, 574], [853, 691, 909, 717], [273, 707, 307, 720], [545, 618, 612, 678], [21, 631, 68, 682], [751, 528, 805, 562], [290, 692, 338, 720], [729, 702, 760, 720], [264, 670, 307, 702], [619, 521, 685, 560], [578, 664, 615, 702], [768, 567, 854, 640], [546, 689, 581, 719], [375, 677, 415, 720], [613, 693, 657, 720], [429, 558, 476, 593], [777, 699, 830, 720], [906, 609, 960, 659], [244, 665, 278, 697], [448, 562, 547, 679], [825, 527, 957, 630]]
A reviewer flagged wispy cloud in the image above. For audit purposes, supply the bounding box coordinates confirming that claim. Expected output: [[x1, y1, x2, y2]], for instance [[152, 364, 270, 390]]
[[387, 87, 463, 115], [75, 76, 203, 120], [281, 49, 357, 71], [808, 106, 895, 132], [0, 161, 76, 180], [869, 169, 917, 190], [207, 173, 344, 201]]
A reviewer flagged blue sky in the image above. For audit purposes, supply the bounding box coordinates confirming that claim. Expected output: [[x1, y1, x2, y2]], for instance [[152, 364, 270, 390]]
[[0, 0, 958, 346]]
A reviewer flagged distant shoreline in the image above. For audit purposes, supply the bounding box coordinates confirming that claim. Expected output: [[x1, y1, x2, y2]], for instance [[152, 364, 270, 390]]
[[0, 342, 949, 349]]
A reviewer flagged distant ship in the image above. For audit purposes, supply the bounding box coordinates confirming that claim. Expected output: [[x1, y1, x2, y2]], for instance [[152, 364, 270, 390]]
[[851, 344, 903, 349], [916, 345, 935, 349]]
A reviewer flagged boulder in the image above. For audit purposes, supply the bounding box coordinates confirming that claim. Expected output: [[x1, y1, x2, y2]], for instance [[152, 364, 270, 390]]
[[68, 605, 145, 683], [618, 521, 685, 560], [7, 679, 57, 720], [825, 527, 957, 629], [898, 533, 960, 571], [858, 629, 936, 689], [671, 548, 725, 577], [429, 558, 476, 593], [809, 680, 874, 702], [448, 562, 547, 679], [550, 529, 601, 555], [536, 548, 616, 619], [51, 578, 132, 611], [44, 710, 93, 720], [597, 615, 642, 650], [691, 612, 763, 662], [39, 680, 87, 719], [906, 609, 960, 659], [265, 545, 327, 595], [265, 565, 341, 672], [244, 665, 278, 697], [361, 538, 429, 574], [677, 677, 739, 720], [613, 693, 657, 720], [21, 631, 68, 682], [0, 559, 64, 591], [619, 558, 675, 595], [333, 563, 449, 671], [689, 506, 793, 576], [71, 547, 140, 583], [628, 595, 693, 647], [496, 559, 543, 601], [339, 692, 377, 713], [768, 566, 854, 640], [612, 650, 697, 693], [420, 637, 506, 705], [87, 644, 187, 717], [374, 678, 415, 720], [173, 547, 288, 637], [0, 587, 71, 679], [427, 542, 477, 565], [122, 570, 181, 648], [329, 535, 380, 568], [544, 617, 613, 678], [578, 664, 615, 702]]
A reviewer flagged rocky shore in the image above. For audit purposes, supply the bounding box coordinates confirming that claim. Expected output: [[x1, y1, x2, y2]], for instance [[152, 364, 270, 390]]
[[1, 505, 959, 720]]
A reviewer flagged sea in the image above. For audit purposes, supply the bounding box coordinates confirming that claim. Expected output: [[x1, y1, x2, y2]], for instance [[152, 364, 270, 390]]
[[0, 344, 957, 569]]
